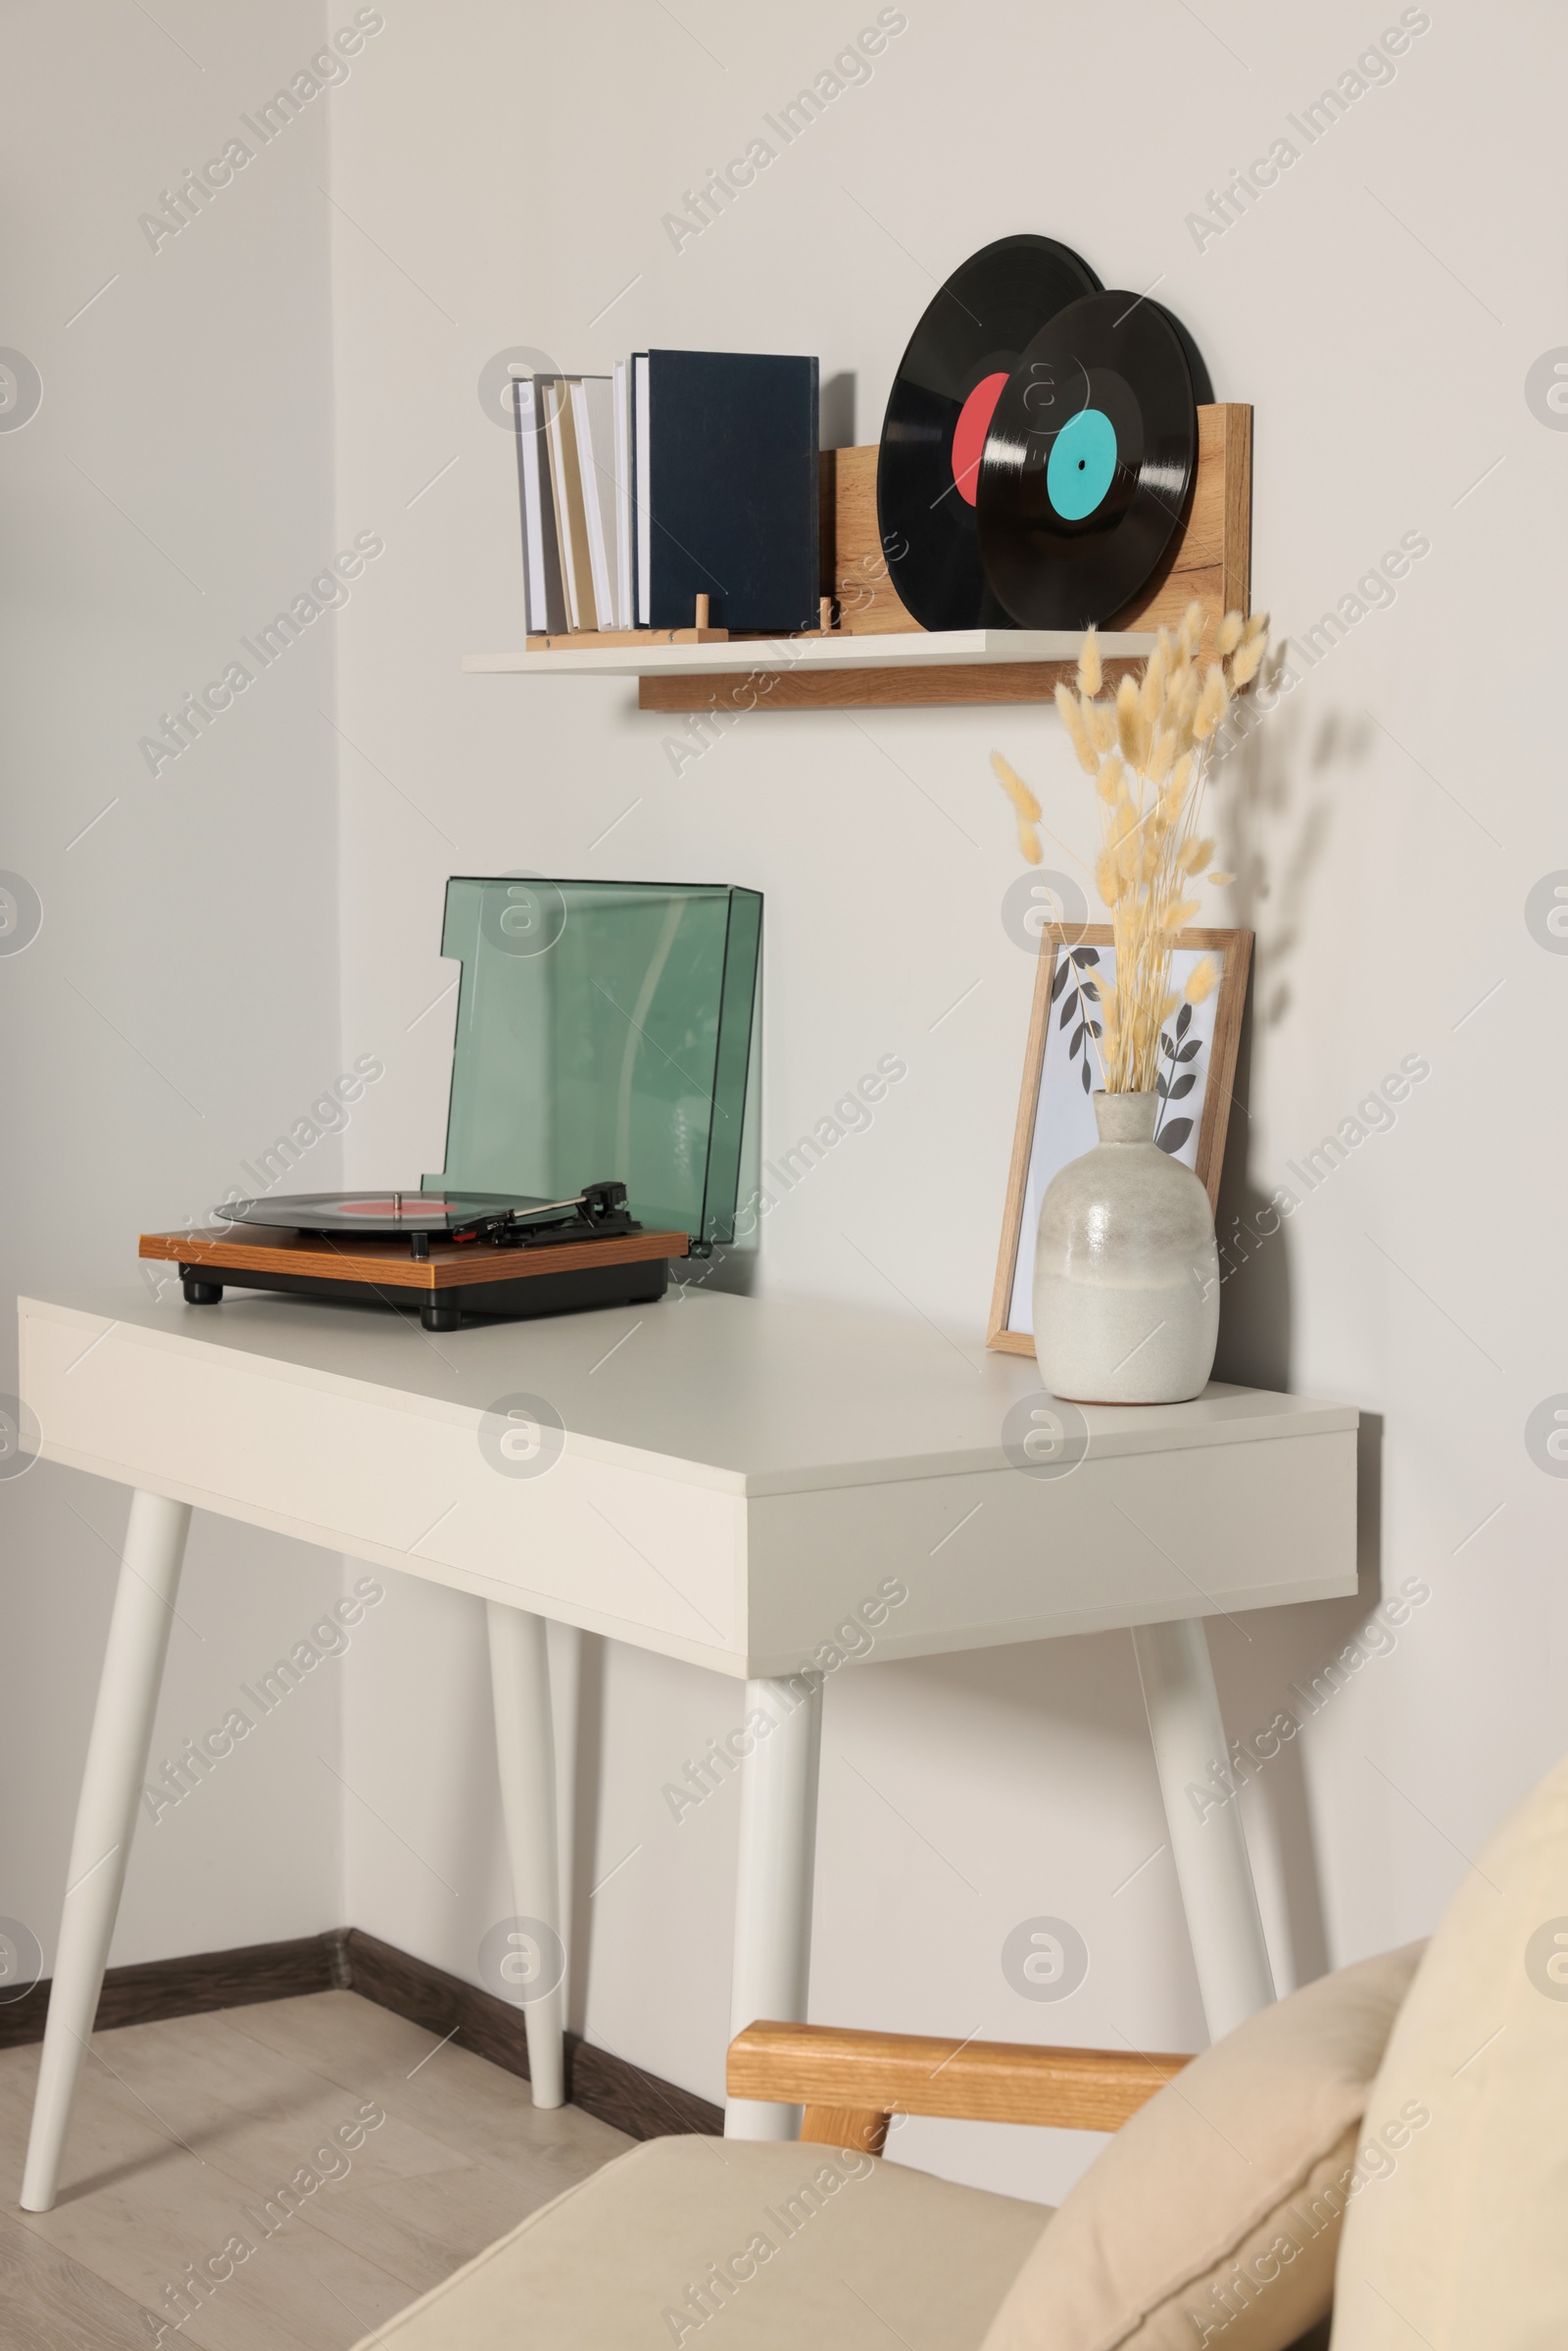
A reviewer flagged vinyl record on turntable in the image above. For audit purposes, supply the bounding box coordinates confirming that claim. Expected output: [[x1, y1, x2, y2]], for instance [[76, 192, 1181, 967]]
[[876, 233, 1102, 632], [975, 292, 1200, 631], [223, 1189, 551, 1237], [220, 1186, 632, 1242]]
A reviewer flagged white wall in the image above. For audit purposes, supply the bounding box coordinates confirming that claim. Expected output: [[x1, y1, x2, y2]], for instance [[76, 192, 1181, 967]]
[[0, 3, 350, 1964], [8, 0, 1566, 2217], [328, 0, 1568, 2203]]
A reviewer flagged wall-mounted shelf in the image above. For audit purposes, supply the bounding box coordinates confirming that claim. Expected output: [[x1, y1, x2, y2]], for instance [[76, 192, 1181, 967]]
[[464, 626, 1158, 679], [464, 404, 1250, 713]]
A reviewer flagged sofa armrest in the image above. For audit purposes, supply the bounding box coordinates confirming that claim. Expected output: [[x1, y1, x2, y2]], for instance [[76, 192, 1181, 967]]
[[727, 2021, 1190, 2152]]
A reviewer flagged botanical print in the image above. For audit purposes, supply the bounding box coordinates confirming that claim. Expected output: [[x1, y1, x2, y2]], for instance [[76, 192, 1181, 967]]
[[1005, 941, 1223, 1336], [1154, 1000, 1203, 1155]]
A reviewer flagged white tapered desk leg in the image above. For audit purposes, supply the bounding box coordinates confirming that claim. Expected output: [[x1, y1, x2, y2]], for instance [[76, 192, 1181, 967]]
[[486, 1603, 564, 2110], [1133, 1617, 1276, 2044], [23, 1489, 191, 2212], [726, 1674, 822, 2140], [546, 1620, 580, 1937]]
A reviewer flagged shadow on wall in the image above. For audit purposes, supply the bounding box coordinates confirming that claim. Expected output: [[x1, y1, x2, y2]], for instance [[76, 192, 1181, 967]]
[[1209, 672, 1388, 1987], [1204, 1407, 1388, 1991], [1211, 678, 1373, 1392], [566, 1631, 606, 2040], [1213, 991, 1291, 1390], [820, 370, 856, 449]]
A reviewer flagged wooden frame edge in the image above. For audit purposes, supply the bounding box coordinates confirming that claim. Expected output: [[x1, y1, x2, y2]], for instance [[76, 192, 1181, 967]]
[[1192, 930, 1252, 1208]]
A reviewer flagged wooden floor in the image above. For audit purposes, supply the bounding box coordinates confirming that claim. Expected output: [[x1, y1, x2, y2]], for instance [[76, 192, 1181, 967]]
[[0, 1990, 632, 2349]]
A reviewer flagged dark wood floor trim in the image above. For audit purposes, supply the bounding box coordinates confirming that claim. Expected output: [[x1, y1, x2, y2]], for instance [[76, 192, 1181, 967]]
[[0, 1926, 724, 2143], [342, 1927, 723, 2138], [0, 1929, 348, 2048]]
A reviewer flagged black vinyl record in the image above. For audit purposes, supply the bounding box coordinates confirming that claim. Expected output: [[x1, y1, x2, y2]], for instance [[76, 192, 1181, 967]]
[[221, 1190, 577, 1236], [976, 294, 1200, 631], [877, 234, 1102, 632]]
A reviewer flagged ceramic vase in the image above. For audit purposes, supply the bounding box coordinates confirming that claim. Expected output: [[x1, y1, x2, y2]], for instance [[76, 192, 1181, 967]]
[[1032, 1091, 1219, 1404]]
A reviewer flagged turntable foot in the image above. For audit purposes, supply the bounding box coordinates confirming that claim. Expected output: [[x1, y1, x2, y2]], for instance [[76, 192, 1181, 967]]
[[422, 1296, 461, 1333], [181, 1276, 222, 1305]]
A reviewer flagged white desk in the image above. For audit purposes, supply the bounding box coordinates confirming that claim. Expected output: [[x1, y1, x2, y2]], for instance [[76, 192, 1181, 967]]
[[16, 1284, 1357, 2203]]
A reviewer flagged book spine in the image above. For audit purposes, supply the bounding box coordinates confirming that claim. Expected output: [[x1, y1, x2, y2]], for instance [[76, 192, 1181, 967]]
[[612, 360, 633, 629], [558, 384, 598, 631], [634, 354, 651, 627], [513, 378, 544, 633], [532, 380, 568, 631], [541, 377, 582, 628], [571, 378, 614, 631], [805, 358, 821, 635]]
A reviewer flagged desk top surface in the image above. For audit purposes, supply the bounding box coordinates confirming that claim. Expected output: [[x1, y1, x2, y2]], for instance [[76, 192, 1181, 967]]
[[22, 1284, 1354, 1497]]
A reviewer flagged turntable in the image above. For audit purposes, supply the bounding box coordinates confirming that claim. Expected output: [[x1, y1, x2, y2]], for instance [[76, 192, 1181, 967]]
[[140, 877, 762, 1332]]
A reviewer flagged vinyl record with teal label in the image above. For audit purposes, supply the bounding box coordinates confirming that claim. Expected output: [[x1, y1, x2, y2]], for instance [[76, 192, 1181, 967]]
[[876, 233, 1102, 632], [976, 293, 1202, 629]]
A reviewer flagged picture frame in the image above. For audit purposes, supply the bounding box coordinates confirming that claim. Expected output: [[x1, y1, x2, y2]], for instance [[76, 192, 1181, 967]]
[[987, 925, 1252, 1357]]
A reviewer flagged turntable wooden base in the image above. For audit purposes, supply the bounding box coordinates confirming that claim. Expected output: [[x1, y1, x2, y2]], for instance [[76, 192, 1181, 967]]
[[139, 1223, 691, 1333]]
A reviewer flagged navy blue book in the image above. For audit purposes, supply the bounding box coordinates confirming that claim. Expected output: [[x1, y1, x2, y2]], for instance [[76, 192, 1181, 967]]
[[643, 350, 819, 633]]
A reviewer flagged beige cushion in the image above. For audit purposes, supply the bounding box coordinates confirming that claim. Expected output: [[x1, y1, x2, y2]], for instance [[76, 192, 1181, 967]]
[[353, 2133, 1048, 2350], [1330, 1754, 1568, 2348], [983, 1943, 1424, 2351]]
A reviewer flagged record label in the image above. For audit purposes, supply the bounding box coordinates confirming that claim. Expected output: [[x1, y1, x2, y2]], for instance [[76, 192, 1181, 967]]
[[950, 372, 1009, 505]]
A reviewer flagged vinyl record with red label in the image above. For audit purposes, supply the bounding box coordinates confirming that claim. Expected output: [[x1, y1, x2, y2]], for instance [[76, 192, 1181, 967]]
[[876, 234, 1102, 632], [975, 293, 1200, 630]]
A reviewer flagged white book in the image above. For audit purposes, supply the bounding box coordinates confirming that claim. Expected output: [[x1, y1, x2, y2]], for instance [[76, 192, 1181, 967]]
[[612, 360, 633, 628], [510, 372, 565, 633], [634, 352, 651, 627], [570, 375, 617, 634]]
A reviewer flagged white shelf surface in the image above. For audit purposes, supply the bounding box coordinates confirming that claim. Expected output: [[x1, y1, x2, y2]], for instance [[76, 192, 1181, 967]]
[[463, 627, 1156, 679]]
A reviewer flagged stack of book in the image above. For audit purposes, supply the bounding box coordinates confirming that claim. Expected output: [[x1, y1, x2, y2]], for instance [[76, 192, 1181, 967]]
[[512, 351, 820, 641]]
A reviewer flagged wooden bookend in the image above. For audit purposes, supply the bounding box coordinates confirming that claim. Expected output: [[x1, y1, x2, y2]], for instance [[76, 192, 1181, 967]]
[[523, 589, 729, 655], [526, 620, 729, 650], [638, 405, 1251, 712]]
